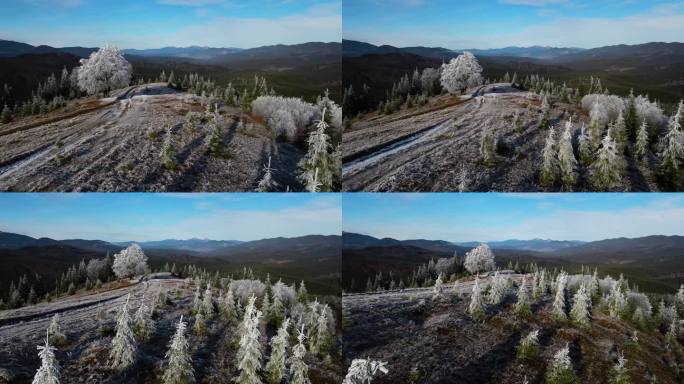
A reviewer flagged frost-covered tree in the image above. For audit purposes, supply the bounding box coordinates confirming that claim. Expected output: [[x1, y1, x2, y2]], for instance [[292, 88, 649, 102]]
[[659, 100, 683, 187], [77, 45, 132, 96], [256, 156, 278, 192], [607, 283, 628, 319], [464, 244, 495, 274], [634, 120, 649, 160], [32, 329, 60, 384], [558, 119, 578, 189], [191, 285, 202, 315], [160, 124, 177, 170], [515, 276, 531, 316], [613, 111, 627, 150], [546, 344, 580, 384], [539, 94, 551, 130], [516, 329, 540, 361], [488, 271, 507, 305], [162, 316, 194, 384], [540, 126, 558, 187], [289, 324, 310, 384], [314, 306, 332, 355], [235, 296, 263, 384], [588, 270, 600, 302], [220, 287, 238, 323], [47, 314, 66, 346], [610, 352, 631, 384], [299, 108, 337, 192], [265, 318, 290, 384], [132, 295, 154, 342], [469, 277, 486, 320], [440, 52, 483, 95], [552, 272, 567, 320], [342, 358, 389, 384], [591, 128, 623, 191], [578, 124, 593, 165], [193, 311, 206, 336], [201, 283, 214, 318], [297, 281, 308, 303], [433, 273, 444, 296], [570, 284, 591, 326], [420, 67, 440, 96], [112, 244, 149, 279], [109, 294, 136, 371]]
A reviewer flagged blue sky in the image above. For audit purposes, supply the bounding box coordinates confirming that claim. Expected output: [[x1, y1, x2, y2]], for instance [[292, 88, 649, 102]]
[[343, 193, 684, 242], [343, 0, 684, 49], [0, 193, 341, 242], [0, 0, 341, 48]]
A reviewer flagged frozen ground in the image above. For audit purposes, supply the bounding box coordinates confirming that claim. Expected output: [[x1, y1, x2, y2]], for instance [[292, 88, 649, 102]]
[[343, 274, 680, 384], [342, 84, 660, 192], [0, 274, 340, 384], [0, 84, 304, 191]]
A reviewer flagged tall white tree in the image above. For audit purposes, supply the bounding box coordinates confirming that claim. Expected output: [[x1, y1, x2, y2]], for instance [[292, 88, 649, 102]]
[[591, 128, 623, 191], [488, 271, 507, 305], [552, 272, 567, 320], [515, 275, 531, 316], [299, 108, 337, 192], [464, 244, 496, 274], [342, 358, 388, 384], [469, 277, 486, 320], [32, 329, 60, 384], [109, 294, 136, 371], [558, 119, 578, 189], [314, 305, 332, 355], [578, 123, 593, 165], [433, 273, 444, 296], [47, 314, 66, 345], [77, 45, 132, 96], [112, 244, 149, 279], [290, 324, 311, 384], [265, 318, 290, 384], [162, 316, 194, 384], [570, 284, 591, 326], [660, 100, 683, 185], [546, 344, 579, 383], [540, 126, 558, 187], [635, 119, 649, 160], [440, 52, 483, 95], [235, 296, 263, 384], [256, 156, 278, 192], [220, 287, 238, 323], [132, 295, 154, 342], [201, 283, 214, 318], [607, 283, 628, 319], [516, 329, 540, 361]]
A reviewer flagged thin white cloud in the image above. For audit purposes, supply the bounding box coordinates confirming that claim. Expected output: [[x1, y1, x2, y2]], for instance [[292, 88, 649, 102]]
[[500, 0, 568, 6], [157, 0, 224, 6], [346, 2, 684, 49], [23, 0, 83, 8], [344, 198, 684, 242]]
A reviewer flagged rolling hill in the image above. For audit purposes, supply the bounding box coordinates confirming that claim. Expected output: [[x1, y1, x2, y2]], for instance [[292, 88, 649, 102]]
[[342, 40, 684, 104], [342, 232, 684, 293], [0, 40, 342, 106], [0, 231, 342, 294]]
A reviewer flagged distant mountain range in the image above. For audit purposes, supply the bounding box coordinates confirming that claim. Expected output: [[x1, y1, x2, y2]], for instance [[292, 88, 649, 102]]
[[342, 39, 684, 103], [0, 39, 342, 106], [342, 232, 684, 293], [0, 39, 339, 61], [0, 231, 339, 255], [342, 232, 584, 252], [342, 39, 586, 60]]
